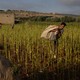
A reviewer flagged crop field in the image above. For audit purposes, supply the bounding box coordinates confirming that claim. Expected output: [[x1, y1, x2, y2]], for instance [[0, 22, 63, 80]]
[[0, 22, 80, 80]]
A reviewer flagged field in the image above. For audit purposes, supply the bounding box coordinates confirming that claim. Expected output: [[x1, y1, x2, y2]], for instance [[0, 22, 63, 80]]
[[0, 22, 80, 80]]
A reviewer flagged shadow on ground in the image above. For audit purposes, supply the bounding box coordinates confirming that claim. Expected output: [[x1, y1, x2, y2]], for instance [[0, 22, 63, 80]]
[[15, 64, 80, 80]]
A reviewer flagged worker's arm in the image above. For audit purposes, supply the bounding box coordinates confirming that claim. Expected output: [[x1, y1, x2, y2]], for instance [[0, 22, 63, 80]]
[[48, 28, 62, 39], [48, 28, 58, 33]]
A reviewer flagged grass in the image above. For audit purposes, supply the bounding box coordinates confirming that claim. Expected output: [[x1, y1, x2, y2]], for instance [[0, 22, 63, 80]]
[[0, 21, 80, 80]]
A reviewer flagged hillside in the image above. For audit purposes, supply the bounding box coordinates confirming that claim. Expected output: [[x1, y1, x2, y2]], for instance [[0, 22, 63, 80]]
[[0, 10, 79, 18]]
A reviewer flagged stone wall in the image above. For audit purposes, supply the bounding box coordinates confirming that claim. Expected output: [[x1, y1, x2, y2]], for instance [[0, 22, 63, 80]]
[[0, 13, 14, 25]]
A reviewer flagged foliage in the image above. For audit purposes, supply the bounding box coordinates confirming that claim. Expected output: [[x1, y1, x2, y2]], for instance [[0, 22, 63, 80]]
[[17, 16, 80, 22]]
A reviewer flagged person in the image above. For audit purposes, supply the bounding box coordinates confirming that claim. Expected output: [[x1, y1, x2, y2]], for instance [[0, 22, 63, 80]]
[[41, 22, 66, 54]]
